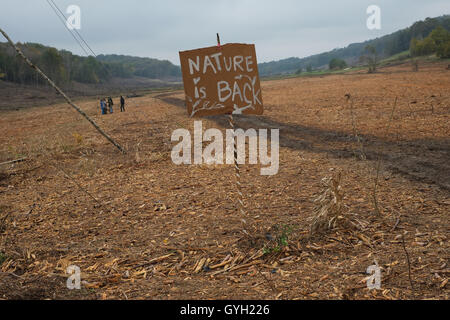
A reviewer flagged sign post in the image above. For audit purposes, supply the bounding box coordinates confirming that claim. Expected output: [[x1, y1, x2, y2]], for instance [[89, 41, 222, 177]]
[[179, 36, 263, 235]]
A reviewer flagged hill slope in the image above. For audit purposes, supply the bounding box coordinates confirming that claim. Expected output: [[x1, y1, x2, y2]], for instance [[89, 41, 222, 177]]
[[96, 54, 181, 80], [259, 15, 450, 76]]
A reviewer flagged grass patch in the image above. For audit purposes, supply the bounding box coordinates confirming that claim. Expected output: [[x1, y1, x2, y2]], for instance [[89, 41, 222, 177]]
[[263, 224, 294, 255], [0, 252, 7, 265], [0, 205, 10, 233]]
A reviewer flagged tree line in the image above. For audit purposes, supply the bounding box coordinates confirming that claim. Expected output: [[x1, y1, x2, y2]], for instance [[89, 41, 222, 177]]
[[0, 42, 181, 86], [410, 26, 450, 58]]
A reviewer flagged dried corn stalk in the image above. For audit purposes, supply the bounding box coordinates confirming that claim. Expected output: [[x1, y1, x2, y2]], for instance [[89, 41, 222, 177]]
[[310, 172, 345, 235]]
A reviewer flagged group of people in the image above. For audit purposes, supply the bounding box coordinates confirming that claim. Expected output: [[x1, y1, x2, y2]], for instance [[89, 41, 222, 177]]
[[100, 96, 126, 115]]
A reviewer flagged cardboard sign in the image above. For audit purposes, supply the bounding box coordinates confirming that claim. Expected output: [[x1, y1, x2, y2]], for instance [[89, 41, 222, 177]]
[[179, 43, 263, 117]]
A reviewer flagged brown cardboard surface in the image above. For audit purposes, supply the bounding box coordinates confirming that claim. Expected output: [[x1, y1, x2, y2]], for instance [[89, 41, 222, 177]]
[[179, 43, 263, 117]]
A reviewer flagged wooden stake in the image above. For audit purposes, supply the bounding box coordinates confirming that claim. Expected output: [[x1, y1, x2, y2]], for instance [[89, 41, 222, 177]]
[[217, 33, 248, 234], [402, 233, 415, 297], [228, 114, 246, 218], [217, 33, 250, 236]]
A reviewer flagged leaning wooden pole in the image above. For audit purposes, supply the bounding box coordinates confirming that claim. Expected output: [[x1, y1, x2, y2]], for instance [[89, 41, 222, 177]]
[[0, 27, 125, 153]]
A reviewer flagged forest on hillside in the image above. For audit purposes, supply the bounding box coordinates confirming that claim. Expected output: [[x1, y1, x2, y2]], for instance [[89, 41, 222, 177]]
[[259, 15, 450, 76], [0, 42, 181, 86], [410, 26, 450, 58], [96, 55, 180, 80]]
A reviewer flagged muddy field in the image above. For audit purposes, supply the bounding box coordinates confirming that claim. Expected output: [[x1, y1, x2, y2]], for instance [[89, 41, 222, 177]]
[[0, 61, 448, 300]]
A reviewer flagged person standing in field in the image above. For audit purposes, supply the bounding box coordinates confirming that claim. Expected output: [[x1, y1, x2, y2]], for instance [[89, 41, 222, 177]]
[[100, 99, 106, 115], [120, 95, 125, 112], [104, 98, 109, 114], [108, 97, 114, 113]]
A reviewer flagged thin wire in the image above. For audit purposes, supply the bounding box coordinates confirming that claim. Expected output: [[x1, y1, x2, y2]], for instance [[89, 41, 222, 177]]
[[45, 0, 90, 56], [45, 0, 138, 98], [48, 0, 97, 57], [44, 1, 114, 83]]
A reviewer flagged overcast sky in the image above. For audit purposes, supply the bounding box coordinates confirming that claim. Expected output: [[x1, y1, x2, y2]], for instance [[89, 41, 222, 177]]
[[1, 0, 449, 64]]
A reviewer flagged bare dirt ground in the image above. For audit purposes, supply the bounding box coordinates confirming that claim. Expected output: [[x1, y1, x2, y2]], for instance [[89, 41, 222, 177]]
[[0, 61, 448, 300]]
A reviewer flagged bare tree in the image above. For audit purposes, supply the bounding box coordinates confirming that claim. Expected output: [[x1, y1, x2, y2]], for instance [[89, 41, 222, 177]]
[[360, 45, 379, 73]]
